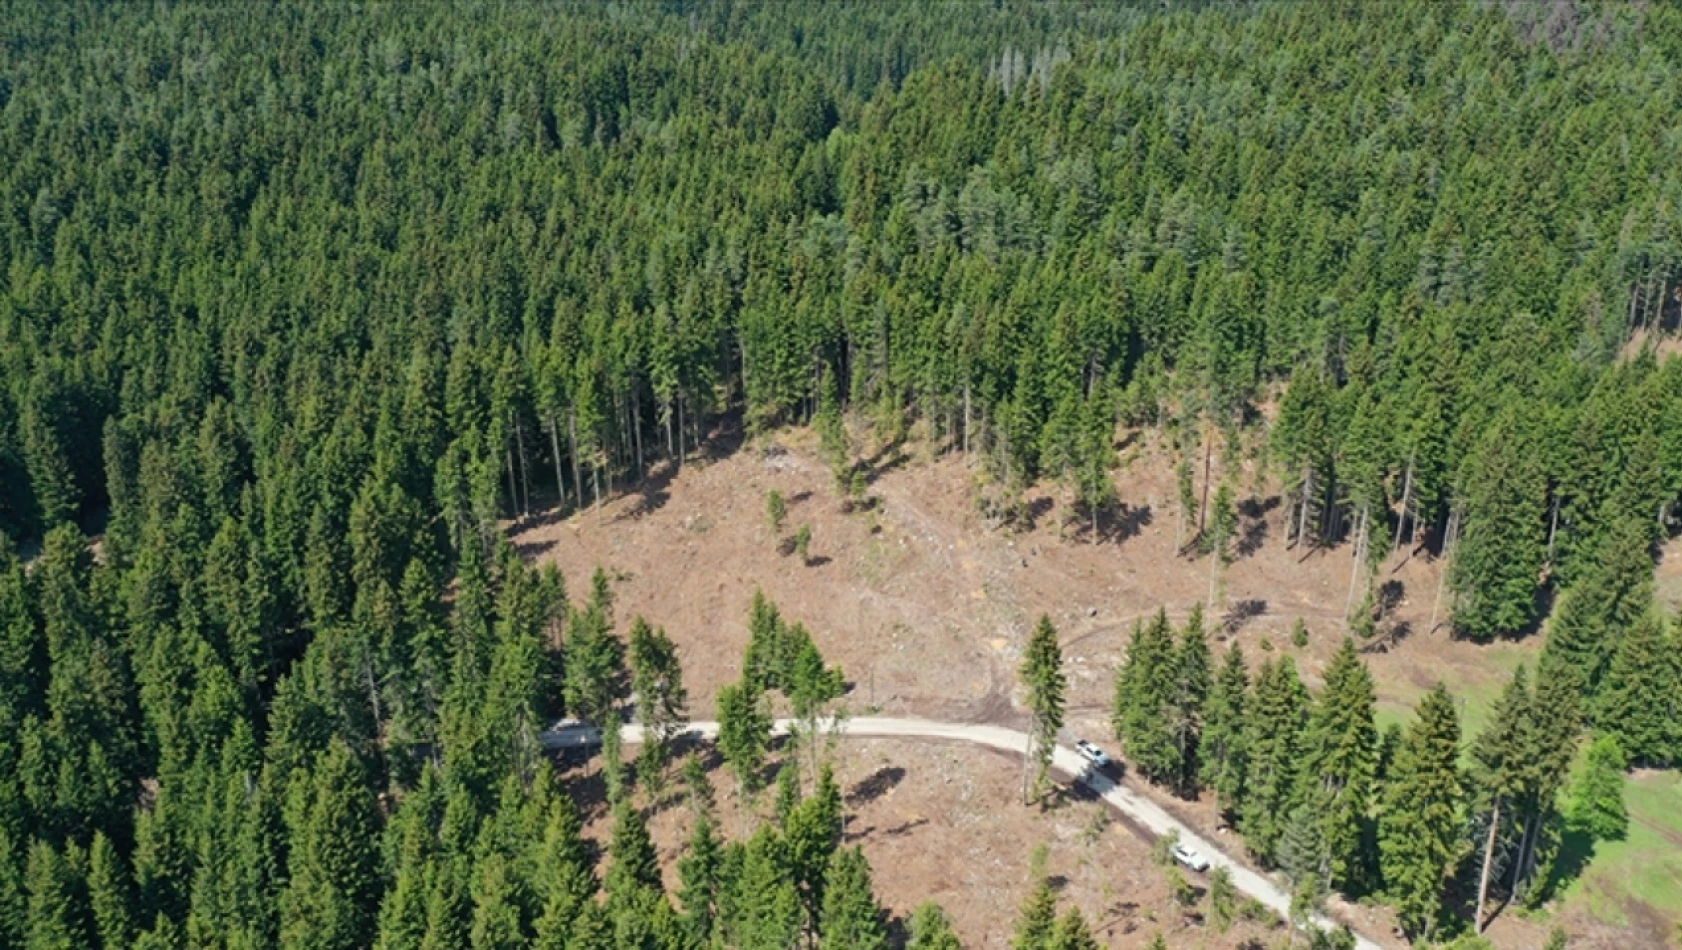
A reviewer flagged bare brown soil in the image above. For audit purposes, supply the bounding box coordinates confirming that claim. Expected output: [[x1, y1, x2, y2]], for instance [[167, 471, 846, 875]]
[[513, 422, 1570, 947], [568, 736, 1287, 949]]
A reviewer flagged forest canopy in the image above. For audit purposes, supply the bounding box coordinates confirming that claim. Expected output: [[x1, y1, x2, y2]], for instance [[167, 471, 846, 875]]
[[2, 0, 1682, 946]]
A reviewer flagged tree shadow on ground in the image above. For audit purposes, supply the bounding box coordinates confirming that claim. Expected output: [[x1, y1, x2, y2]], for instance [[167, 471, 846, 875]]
[[1221, 598, 1267, 636], [514, 537, 557, 559], [1540, 825, 1597, 905], [612, 456, 680, 523], [846, 766, 906, 807], [1077, 502, 1151, 544]]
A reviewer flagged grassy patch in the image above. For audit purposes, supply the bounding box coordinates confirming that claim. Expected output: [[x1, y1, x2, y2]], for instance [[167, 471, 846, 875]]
[[1558, 771, 1682, 930]]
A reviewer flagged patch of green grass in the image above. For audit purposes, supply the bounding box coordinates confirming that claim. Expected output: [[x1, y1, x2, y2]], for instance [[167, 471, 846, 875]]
[[1558, 771, 1682, 931], [1374, 672, 1510, 759]]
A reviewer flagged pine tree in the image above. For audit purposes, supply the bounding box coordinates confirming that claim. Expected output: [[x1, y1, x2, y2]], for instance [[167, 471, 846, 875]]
[[716, 680, 771, 800], [906, 901, 962, 950], [1451, 410, 1547, 642], [819, 847, 885, 950], [87, 831, 135, 950], [677, 815, 723, 944], [280, 738, 381, 950], [1113, 611, 1178, 787], [1170, 605, 1211, 796], [1239, 656, 1309, 862], [1471, 665, 1532, 932], [1200, 644, 1249, 819], [606, 801, 661, 900], [24, 839, 85, 950], [1010, 873, 1056, 950], [1378, 685, 1465, 942], [1566, 734, 1628, 841], [1047, 907, 1099, 950], [727, 827, 800, 950], [1596, 616, 1677, 766], [1019, 615, 1066, 804], [627, 617, 688, 793], [1299, 638, 1378, 893]]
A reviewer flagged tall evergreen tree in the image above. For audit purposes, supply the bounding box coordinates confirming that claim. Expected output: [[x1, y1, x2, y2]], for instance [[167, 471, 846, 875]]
[[1239, 656, 1309, 862], [1200, 643, 1250, 819], [1019, 615, 1066, 805], [1169, 605, 1211, 796], [1379, 685, 1465, 942], [906, 901, 962, 950], [1112, 611, 1179, 787], [280, 738, 381, 950], [1596, 616, 1679, 766], [1299, 639, 1378, 893], [1471, 665, 1532, 932], [1451, 410, 1547, 642], [818, 847, 885, 950]]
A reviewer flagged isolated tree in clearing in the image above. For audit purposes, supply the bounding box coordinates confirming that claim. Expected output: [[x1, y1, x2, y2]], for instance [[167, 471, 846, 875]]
[[1020, 615, 1067, 806]]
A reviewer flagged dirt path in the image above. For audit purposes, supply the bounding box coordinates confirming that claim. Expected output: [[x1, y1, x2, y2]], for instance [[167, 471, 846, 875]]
[[544, 716, 1386, 950]]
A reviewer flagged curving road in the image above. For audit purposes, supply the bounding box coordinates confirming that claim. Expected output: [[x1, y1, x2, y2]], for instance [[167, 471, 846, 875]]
[[541, 716, 1383, 950]]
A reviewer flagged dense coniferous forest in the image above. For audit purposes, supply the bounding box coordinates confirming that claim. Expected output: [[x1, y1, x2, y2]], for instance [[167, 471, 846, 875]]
[[3, 0, 1682, 946]]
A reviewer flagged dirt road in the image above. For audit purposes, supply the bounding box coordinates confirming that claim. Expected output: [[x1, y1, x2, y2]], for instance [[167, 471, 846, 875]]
[[543, 716, 1384, 950]]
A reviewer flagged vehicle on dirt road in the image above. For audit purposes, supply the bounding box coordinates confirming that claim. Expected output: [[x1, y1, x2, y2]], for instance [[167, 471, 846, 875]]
[[1172, 843, 1211, 872], [1074, 739, 1110, 769]]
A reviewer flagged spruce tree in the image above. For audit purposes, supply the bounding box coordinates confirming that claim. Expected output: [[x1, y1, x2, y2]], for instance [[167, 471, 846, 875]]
[[1299, 638, 1377, 893], [1170, 605, 1211, 796], [1450, 410, 1547, 642], [606, 802, 661, 900], [818, 847, 885, 950], [677, 815, 723, 944], [280, 739, 382, 950], [87, 831, 135, 950], [785, 765, 843, 937], [907, 901, 962, 950], [468, 854, 525, 950], [1019, 615, 1066, 805], [727, 827, 800, 950], [627, 617, 688, 793], [1207, 864, 1236, 933], [1010, 873, 1056, 950], [24, 839, 85, 950], [1542, 514, 1653, 697], [1113, 611, 1178, 787], [562, 604, 627, 727], [1378, 685, 1464, 942], [716, 680, 771, 800], [1047, 907, 1099, 950], [1200, 644, 1249, 819], [1471, 665, 1531, 932], [1239, 656, 1309, 862], [1596, 616, 1677, 766]]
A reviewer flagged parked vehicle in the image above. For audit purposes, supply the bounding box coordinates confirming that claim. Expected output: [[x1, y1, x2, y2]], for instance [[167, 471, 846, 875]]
[[1172, 843, 1211, 872], [1074, 739, 1110, 768]]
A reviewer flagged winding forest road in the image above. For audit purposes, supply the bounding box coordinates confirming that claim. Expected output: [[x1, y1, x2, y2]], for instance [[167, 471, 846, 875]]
[[541, 716, 1384, 950]]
